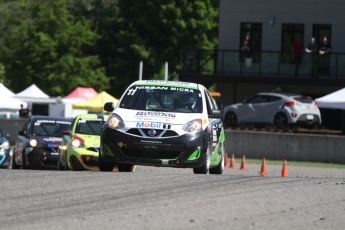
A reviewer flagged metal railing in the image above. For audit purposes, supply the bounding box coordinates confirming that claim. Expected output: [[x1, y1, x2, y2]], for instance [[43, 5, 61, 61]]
[[181, 49, 345, 79]]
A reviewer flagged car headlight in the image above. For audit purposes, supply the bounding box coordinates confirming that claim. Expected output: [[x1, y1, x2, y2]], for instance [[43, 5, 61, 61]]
[[1, 140, 10, 149], [182, 119, 202, 132], [30, 139, 38, 147], [71, 139, 84, 148], [107, 114, 125, 129]]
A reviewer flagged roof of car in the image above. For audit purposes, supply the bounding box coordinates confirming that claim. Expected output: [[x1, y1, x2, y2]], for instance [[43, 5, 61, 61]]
[[75, 113, 109, 119], [30, 115, 72, 121], [258, 92, 302, 97], [132, 80, 201, 90]]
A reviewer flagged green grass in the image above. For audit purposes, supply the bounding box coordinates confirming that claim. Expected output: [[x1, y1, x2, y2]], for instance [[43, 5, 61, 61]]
[[233, 158, 345, 169]]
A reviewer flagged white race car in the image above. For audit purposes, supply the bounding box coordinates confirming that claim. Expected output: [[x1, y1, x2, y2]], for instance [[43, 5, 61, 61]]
[[99, 80, 226, 174]]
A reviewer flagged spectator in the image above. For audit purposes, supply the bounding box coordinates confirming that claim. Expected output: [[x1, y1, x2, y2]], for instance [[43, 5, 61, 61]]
[[305, 37, 319, 77], [241, 37, 253, 72], [291, 35, 303, 76], [318, 37, 331, 75], [19, 104, 31, 118]]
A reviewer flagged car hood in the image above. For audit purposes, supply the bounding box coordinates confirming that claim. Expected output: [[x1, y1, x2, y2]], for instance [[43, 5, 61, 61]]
[[114, 109, 203, 125], [74, 134, 100, 148]]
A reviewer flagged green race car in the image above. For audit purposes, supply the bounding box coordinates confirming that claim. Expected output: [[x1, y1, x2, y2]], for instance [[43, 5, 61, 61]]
[[58, 114, 110, 171]]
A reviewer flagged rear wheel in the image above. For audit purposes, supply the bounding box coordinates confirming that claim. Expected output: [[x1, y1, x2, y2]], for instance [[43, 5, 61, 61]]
[[209, 142, 225, 175], [274, 112, 289, 128], [224, 111, 238, 127], [193, 147, 210, 174], [98, 153, 115, 172], [118, 163, 134, 172]]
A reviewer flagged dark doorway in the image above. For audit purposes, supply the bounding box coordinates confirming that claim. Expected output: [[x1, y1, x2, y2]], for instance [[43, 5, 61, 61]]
[[32, 104, 49, 116]]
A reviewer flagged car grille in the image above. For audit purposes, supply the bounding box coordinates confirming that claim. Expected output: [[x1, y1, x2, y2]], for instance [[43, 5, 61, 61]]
[[122, 148, 182, 159], [126, 128, 179, 138], [44, 147, 59, 153]]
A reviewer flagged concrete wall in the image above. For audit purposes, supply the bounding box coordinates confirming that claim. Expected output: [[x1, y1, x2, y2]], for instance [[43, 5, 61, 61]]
[[225, 130, 345, 164], [0, 119, 27, 145]]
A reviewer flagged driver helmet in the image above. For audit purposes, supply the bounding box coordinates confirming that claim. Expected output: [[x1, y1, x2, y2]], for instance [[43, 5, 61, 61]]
[[179, 93, 196, 107]]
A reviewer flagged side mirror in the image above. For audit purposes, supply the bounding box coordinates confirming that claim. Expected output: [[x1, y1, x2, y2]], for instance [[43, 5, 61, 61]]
[[104, 102, 114, 112], [5, 134, 10, 140], [18, 130, 25, 136], [209, 109, 222, 119]]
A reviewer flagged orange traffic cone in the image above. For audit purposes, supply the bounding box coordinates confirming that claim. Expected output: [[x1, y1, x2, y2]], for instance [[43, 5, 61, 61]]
[[282, 159, 288, 177], [229, 153, 236, 168], [224, 153, 229, 167], [240, 155, 247, 170], [260, 158, 268, 176]]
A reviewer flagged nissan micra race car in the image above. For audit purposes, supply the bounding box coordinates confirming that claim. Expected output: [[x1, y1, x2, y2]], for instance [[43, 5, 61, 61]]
[[99, 80, 226, 174], [12, 116, 72, 169], [58, 114, 110, 171]]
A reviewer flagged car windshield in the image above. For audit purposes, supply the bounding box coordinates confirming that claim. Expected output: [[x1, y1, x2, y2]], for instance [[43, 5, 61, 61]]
[[32, 120, 71, 137], [75, 118, 106, 135], [119, 85, 203, 113]]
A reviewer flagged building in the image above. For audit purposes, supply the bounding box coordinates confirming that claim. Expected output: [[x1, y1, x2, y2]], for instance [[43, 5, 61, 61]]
[[179, 0, 345, 107]]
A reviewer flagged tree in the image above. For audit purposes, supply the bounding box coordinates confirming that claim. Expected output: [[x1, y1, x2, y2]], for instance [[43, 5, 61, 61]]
[[69, 0, 219, 97], [114, 0, 219, 83], [0, 0, 109, 96]]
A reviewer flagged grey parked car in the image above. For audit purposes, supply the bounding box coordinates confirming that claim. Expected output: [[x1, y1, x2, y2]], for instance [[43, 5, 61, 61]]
[[222, 92, 322, 128]]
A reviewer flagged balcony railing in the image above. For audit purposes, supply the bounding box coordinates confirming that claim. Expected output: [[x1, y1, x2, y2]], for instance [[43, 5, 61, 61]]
[[181, 49, 345, 79]]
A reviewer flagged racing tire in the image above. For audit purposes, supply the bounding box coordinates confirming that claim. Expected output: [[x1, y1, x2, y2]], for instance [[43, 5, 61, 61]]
[[193, 147, 211, 174], [11, 149, 20, 170], [274, 112, 289, 129], [64, 153, 68, 171], [21, 150, 29, 169], [98, 153, 115, 172], [118, 163, 134, 172], [209, 142, 225, 175], [57, 152, 65, 171], [224, 111, 238, 128]]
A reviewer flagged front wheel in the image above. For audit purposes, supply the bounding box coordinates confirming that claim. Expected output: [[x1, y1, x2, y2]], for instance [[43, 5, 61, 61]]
[[98, 153, 115, 172], [224, 111, 238, 127], [11, 149, 20, 170], [193, 147, 210, 174], [209, 142, 225, 175], [57, 151, 67, 171]]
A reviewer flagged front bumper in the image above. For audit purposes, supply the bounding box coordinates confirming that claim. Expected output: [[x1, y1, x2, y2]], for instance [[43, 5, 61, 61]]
[[100, 127, 209, 168], [67, 147, 99, 171], [26, 147, 60, 169]]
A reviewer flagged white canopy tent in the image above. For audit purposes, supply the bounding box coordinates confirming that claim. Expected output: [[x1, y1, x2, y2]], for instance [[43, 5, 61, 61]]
[[0, 83, 27, 111], [14, 84, 57, 103], [315, 88, 345, 110], [0, 83, 15, 97]]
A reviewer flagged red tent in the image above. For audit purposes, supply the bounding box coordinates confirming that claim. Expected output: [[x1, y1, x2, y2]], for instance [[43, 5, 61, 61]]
[[65, 87, 98, 99]]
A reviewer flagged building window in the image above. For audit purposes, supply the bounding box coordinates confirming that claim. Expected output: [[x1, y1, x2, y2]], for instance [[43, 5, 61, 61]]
[[240, 23, 262, 62], [313, 24, 331, 46], [281, 24, 304, 63]]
